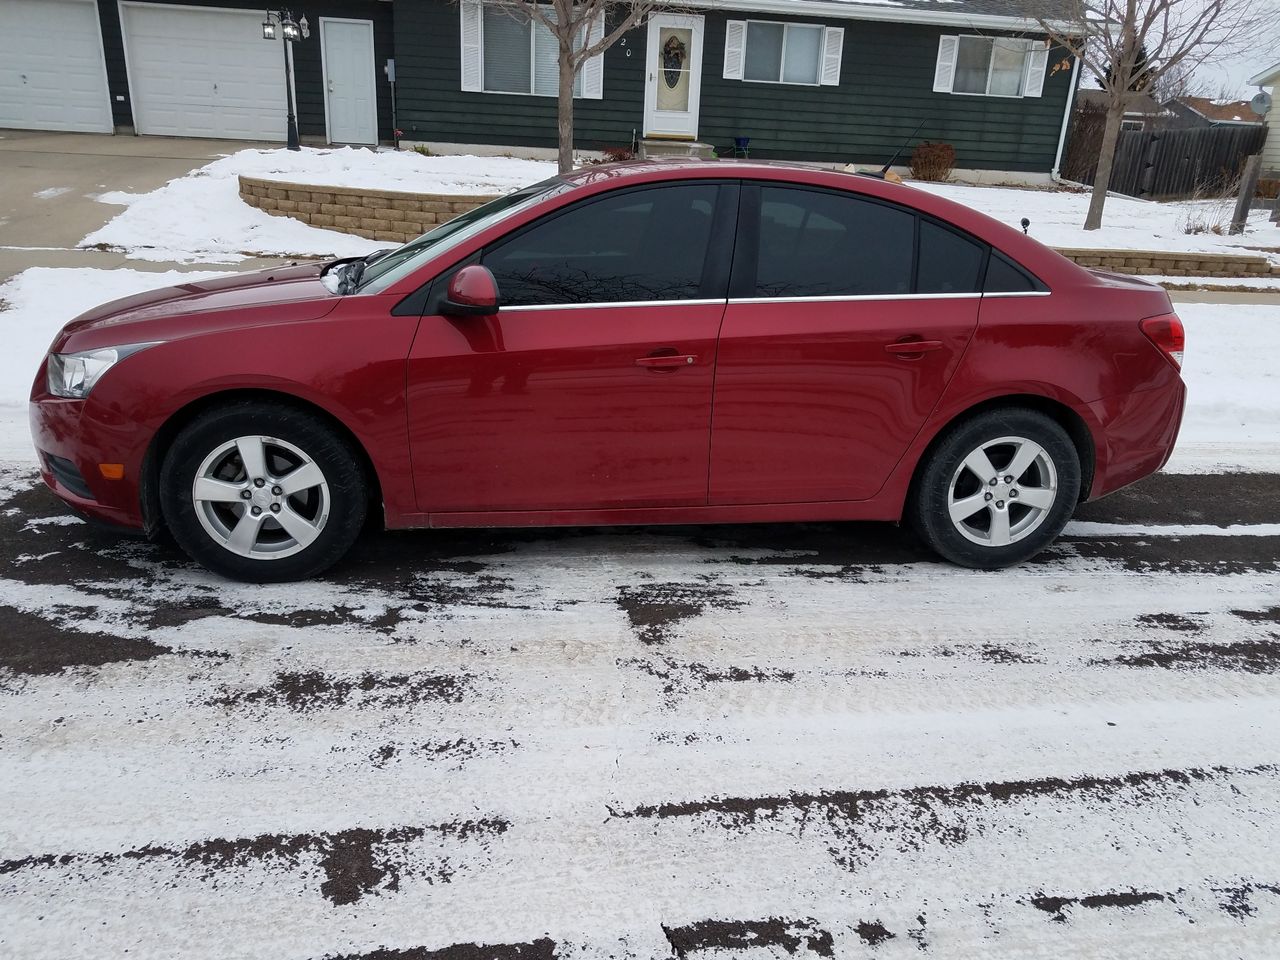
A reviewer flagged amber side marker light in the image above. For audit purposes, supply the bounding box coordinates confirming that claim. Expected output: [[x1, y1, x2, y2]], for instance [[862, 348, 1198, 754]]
[[98, 464, 125, 480]]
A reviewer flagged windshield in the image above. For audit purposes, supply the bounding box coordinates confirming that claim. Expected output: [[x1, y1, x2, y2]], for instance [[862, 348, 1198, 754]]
[[356, 177, 572, 294]]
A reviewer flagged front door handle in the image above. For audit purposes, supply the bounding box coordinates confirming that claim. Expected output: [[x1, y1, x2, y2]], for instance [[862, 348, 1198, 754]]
[[884, 339, 944, 355], [636, 354, 696, 369]]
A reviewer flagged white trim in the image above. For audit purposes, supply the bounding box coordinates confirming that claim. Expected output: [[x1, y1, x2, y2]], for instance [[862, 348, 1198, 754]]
[[1051, 52, 1080, 180], [118, 0, 298, 140], [982, 290, 1053, 298], [692, 0, 1072, 32], [318, 16, 378, 145]]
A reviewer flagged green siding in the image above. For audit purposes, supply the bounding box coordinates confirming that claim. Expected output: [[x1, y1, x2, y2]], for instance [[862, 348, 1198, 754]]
[[393, 1, 1076, 171]]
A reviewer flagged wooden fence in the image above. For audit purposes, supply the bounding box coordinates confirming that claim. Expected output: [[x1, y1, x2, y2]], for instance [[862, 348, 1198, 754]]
[[1065, 122, 1267, 199]]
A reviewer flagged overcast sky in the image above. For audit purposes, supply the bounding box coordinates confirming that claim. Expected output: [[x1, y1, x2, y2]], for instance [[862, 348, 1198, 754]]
[[1185, 0, 1280, 99]]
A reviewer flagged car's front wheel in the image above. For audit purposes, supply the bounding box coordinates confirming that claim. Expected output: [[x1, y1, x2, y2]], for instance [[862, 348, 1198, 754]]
[[160, 402, 367, 582], [908, 408, 1081, 568]]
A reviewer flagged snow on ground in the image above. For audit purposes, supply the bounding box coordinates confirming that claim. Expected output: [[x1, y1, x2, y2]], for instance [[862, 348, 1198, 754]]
[[0, 268, 230, 463], [83, 147, 554, 264], [1, 467, 1279, 958], [914, 180, 1280, 260]]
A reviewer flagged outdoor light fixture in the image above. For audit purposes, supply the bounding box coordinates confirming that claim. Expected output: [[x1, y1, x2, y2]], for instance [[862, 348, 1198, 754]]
[[261, 9, 310, 150]]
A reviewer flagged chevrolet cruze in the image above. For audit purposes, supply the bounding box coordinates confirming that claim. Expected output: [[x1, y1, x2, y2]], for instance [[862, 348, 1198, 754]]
[[30, 160, 1186, 581]]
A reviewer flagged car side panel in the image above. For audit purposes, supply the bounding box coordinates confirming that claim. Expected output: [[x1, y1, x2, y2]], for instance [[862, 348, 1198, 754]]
[[29, 296, 419, 529], [709, 297, 980, 503]]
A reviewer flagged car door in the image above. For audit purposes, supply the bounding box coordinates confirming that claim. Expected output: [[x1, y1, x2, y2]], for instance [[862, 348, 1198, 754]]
[[709, 183, 982, 505], [407, 181, 735, 515]]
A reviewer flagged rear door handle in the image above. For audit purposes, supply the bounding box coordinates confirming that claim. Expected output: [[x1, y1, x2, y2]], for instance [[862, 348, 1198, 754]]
[[636, 354, 696, 369], [884, 339, 944, 355]]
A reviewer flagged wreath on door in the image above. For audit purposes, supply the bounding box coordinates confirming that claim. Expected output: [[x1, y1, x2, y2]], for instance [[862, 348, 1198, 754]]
[[662, 34, 687, 88]]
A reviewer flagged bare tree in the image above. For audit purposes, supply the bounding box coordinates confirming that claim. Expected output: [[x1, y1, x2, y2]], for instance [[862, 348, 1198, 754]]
[[484, 0, 670, 173], [1029, 0, 1266, 229]]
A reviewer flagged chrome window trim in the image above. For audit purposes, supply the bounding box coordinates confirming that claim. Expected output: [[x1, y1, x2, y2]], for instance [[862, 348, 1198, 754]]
[[494, 291, 1052, 310], [500, 298, 728, 312], [728, 292, 981, 305]]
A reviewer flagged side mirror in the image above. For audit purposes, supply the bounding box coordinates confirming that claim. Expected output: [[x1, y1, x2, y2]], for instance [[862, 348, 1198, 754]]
[[441, 264, 499, 317]]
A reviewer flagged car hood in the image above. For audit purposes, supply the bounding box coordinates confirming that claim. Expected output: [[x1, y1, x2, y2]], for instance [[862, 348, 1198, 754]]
[[55, 262, 341, 352]]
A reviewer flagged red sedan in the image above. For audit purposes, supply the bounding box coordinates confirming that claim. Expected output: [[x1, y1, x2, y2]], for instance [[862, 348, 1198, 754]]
[[30, 160, 1186, 581]]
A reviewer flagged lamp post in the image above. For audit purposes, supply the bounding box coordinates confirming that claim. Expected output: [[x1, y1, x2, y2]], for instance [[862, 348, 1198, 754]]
[[261, 9, 309, 151]]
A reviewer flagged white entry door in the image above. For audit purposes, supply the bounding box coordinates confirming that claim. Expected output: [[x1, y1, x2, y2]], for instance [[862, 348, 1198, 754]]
[[643, 14, 704, 139], [0, 0, 113, 133], [321, 18, 377, 145]]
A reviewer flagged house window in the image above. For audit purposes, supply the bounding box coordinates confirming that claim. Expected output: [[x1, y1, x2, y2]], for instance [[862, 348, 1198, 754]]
[[934, 35, 1050, 98], [1121, 119, 1143, 131], [744, 22, 822, 84], [459, 0, 604, 99], [955, 37, 1030, 95], [482, 6, 581, 97], [723, 20, 843, 86]]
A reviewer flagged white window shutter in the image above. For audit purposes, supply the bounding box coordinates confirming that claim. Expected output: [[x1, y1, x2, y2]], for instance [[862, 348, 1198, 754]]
[[933, 35, 958, 93], [1023, 41, 1050, 97], [459, 0, 483, 92], [820, 26, 844, 85], [723, 20, 746, 80], [582, 12, 605, 99]]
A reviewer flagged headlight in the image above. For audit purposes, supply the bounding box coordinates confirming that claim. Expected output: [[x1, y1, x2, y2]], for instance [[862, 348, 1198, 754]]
[[46, 342, 159, 399]]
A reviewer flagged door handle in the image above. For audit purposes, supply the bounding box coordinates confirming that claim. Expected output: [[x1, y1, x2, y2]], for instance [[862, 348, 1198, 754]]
[[884, 339, 944, 355], [636, 354, 696, 369]]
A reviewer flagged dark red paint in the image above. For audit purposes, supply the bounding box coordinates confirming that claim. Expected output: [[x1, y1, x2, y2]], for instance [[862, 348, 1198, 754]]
[[29, 160, 1185, 535]]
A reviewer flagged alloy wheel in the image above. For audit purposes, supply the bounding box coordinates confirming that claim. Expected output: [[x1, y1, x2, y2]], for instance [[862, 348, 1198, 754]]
[[191, 435, 330, 560], [947, 435, 1058, 548]]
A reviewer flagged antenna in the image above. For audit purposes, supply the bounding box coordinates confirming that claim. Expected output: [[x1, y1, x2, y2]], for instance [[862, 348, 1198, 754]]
[[880, 118, 929, 176]]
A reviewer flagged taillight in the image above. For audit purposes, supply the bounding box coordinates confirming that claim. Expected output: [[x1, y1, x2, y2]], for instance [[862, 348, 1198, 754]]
[[1140, 313, 1184, 369]]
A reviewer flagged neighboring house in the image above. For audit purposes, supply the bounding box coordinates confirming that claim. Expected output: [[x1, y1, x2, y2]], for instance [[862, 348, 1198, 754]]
[[0, 0, 394, 145], [399, 0, 1080, 176], [1163, 95, 1266, 129], [1073, 88, 1167, 132], [0, 0, 1081, 178], [1249, 62, 1280, 177]]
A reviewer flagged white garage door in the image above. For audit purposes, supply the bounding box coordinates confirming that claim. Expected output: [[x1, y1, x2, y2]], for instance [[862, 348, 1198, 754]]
[[122, 3, 286, 141], [0, 0, 113, 133]]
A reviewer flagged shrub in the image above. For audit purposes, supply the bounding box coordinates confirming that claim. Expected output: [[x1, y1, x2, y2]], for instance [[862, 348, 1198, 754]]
[[601, 145, 636, 162], [411, 144, 434, 157], [910, 141, 955, 182]]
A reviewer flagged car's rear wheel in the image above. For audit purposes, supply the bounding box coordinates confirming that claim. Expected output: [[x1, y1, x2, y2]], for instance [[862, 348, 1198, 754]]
[[160, 402, 366, 582], [908, 408, 1080, 568]]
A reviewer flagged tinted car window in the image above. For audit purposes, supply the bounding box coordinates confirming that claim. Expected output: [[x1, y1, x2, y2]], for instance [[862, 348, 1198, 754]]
[[984, 251, 1041, 293], [754, 187, 914, 297], [917, 220, 985, 293], [482, 184, 717, 306]]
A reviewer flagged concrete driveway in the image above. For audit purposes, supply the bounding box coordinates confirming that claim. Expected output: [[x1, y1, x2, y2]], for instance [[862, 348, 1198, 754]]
[[0, 129, 280, 282]]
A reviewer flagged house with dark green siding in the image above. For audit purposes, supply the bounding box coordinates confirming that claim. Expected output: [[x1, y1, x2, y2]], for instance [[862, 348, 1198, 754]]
[[3, 0, 1079, 181], [392, 0, 1082, 179]]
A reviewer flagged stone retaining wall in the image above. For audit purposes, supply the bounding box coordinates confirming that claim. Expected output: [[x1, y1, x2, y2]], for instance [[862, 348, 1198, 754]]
[[238, 175, 497, 245], [1052, 247, 1275, 278], [240, 175, 1276, 277]]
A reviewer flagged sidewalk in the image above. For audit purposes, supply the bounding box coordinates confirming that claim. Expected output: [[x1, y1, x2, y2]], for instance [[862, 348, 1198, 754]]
[[0, 129, 284, 282]]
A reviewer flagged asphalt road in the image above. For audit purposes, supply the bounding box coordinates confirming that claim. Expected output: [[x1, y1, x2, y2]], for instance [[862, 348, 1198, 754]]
[[2, 466, 1279, 959]]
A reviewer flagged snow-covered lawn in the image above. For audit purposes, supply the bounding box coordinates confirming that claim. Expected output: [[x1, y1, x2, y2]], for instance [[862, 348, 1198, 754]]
[[80, 146, 1280, 267], [83, 147, 555, 264], [1, 266, 1276, 471], [913, 180, 1279, 259]]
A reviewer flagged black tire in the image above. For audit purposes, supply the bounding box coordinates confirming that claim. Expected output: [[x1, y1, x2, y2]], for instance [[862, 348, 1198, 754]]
[[908, 408, 1080, 569], [159, 402, 367, 582]]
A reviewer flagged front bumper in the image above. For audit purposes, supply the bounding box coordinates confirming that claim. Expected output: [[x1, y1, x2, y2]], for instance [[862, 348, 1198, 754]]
[[29, 396, 147, 530]]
